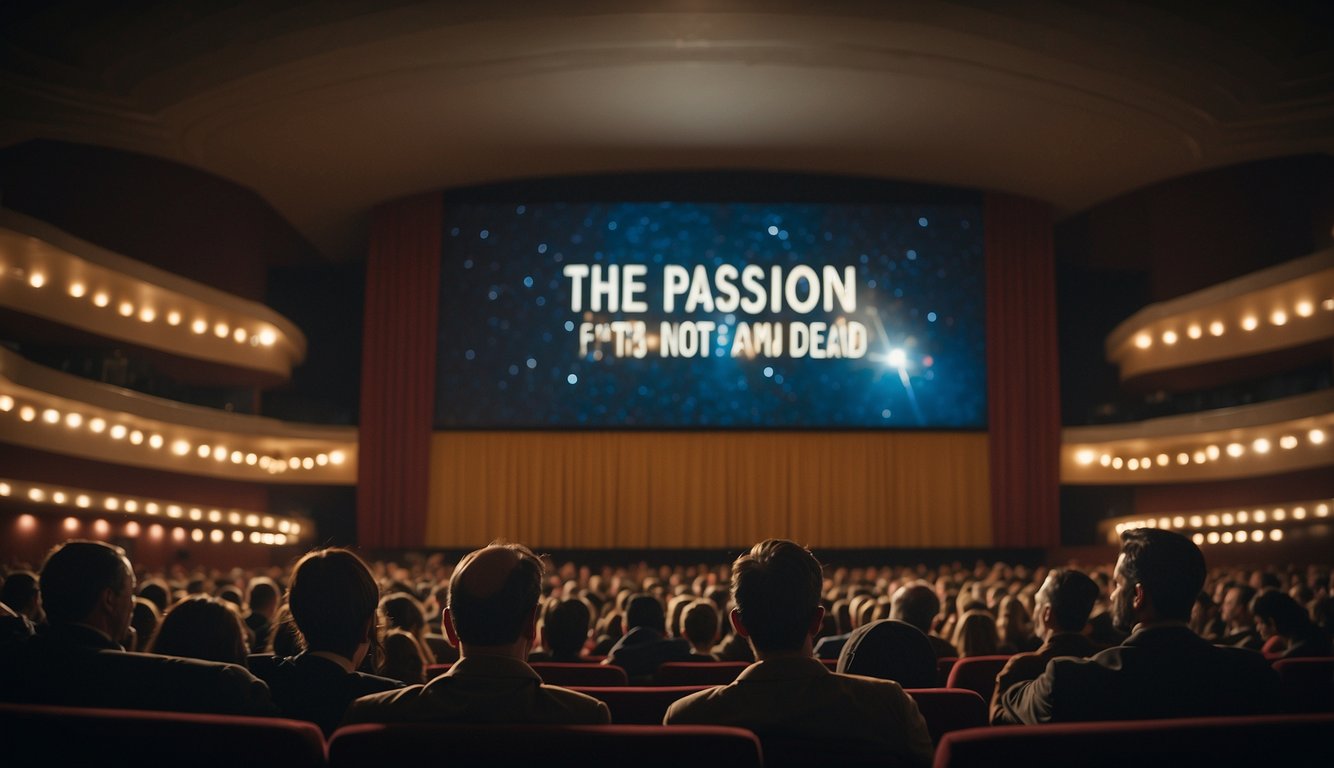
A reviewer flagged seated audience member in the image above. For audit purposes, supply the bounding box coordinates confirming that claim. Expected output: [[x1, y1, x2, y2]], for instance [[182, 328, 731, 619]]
[[837, 619, 938, 689], [0, 541, 274, 715], [0, 570, 43, 625], [999, 529, 1280, 723], [681, 599, 722, 661], [148, 595, 249, 665], [1252, 590, 1331, 659], [665, 539, 932, 767], [344, 542, 609, 725], [991, 569, 1099, 724], [604, 593, 693, 682], [129, 598, 160, 653], [1190, 591, 1225, 642], [890, 581, 958, 658], [380, 591, 438, 667], [997, 595, 1040, 653], [244, 577, 281, 651], [136, 578, 171, 615], [1220, 583, 1263, 650], [265, 605, 303, 657], [248, 548, 403, 735], [380, 629, 429, 683], [953, 609, 1001, 658], [529, 596, 594, 663], [591, 611, 623, 656]]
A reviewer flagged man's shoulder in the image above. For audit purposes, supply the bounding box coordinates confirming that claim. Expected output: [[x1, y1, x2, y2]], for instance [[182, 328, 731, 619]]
[[538, 683, 612, 713], [664, 683, 732, 722]]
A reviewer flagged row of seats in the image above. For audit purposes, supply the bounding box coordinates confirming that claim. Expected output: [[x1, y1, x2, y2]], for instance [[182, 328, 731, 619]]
[[4, 703, 1331, 768], [426, 658, 1333, 713]]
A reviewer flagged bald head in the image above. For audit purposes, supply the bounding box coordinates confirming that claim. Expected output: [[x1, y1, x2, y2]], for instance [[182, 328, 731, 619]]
[[889, 582, 941, 634], [447, 542, 544, 646]]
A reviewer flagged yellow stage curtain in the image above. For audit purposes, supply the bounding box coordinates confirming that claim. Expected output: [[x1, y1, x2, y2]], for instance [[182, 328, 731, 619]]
[[427, 432, 990, 549]]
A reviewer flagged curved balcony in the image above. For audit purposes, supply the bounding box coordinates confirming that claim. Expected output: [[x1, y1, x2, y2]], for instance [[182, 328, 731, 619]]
[[1097, 496, 1332, 547], [1106, 249, 1334, 386], [0, 347, 356, 484], [0, 209, 305, 380], [1062, 390, 1333, 484]]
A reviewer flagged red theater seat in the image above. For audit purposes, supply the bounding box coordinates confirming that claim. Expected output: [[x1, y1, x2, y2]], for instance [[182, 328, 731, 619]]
[[654, 661, 750, 685], [933, 714, 1334, 768], [937, 656, 958, 686], [945, 655, 1012, 701], [905, 688, 988, 744], [425, 662, 452, 678], [0, 703, 325, 768], [574, 685, 709, 724], [531, 662, 629, 686], [327, 723, 762, 768], [1274, 657, 1334, 713]]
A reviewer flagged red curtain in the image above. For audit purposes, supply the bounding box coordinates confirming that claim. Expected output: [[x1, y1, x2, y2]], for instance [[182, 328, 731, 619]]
[[985, 193, 1061, 547], [357, 193, 442, 548]]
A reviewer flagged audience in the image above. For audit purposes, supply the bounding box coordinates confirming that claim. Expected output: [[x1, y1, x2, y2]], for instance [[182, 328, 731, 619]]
[[343, 542, 610, 725], [247, 548, 403, 735], [998, 529, 1280, 723], [681, 599, 722, 661], [604, 593, 693, 682], [148, 595, 249, 665], [990, 568, 1100, 724], [665, 539, 933, 767], [244, 577, 281, 651], [1220, 583, 1263, 650], [1, 534, 1328, 752], [953, 609, 1001, 657], [0, 540, 273, 715], [530, 596, 595, 663], [836, 619, 938, 689], [1251, 589, 1331, 659], [890, 581, 958, 658]]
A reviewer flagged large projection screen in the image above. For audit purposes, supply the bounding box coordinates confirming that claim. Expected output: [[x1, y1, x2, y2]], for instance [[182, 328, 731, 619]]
[[425, 175, 992, 549]]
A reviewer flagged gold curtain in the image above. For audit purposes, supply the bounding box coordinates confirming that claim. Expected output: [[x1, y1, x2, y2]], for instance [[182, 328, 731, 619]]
[[426, 431, 990, 549]]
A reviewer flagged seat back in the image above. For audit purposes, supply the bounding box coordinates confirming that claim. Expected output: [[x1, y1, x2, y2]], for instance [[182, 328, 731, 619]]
[[574, 685, 709, 724], [328, 723, 762, 768], [654, 661, 750, 686], [905, 688, 988, 744], [531, 662, 630, 686], [945, 655, 1012, 701], [936, 656, 958, 687], [1274, 657, 1334, 713], [933, 713, 1334, 768], [0, 703, 325, 768]]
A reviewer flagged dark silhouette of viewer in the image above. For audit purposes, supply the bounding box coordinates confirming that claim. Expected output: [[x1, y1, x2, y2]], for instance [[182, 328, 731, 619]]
[[836, 619, 938, 689], [999, 529, 1280, 723], [665, 539, 932, 767], [604, 593, 693, 681], [1251, 589, 1331, 659], [0, 540, 274, 715], [344, 541, 609, 725], [148, 595, 249, 665], [248, 547, 403, 735], [990, 568, 1099, 724]]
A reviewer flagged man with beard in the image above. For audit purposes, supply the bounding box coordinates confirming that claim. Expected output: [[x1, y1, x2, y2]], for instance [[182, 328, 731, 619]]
[[997, 529, 1279, 723]]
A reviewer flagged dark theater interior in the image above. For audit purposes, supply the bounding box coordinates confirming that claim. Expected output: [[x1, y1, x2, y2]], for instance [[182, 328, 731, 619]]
[[1, 2, 1332, 765]]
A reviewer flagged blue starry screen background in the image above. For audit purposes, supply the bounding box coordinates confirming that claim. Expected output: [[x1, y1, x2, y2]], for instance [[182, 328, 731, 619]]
[[435, 201, 985, 429]]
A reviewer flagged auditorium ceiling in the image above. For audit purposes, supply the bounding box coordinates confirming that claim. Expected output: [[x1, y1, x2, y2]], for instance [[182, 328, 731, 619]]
[[2, 1, 1332, 261]]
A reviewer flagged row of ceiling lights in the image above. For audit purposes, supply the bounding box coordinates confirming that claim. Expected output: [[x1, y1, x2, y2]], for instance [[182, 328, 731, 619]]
[[1130, 297, 1334, 351], [1073, 429, 1326, 471], [0, 478, 303, 536], [11, 266, 282, 348], [0, 394, 347, 474], [14, 513, 293, 546]]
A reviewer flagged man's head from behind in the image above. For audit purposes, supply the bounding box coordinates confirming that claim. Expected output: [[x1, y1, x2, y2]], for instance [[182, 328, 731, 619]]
[[40, 540, 134, 642], [541, 596, 593, 658], [1034, 568, 1099, 636], [731, 539, 824, 654], [287, 548, 380, 662], [889, 582, 941, 634], [446, 541, 544, 649], [1112, 528, 1205, 631], [625, 594, 666, 634]]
